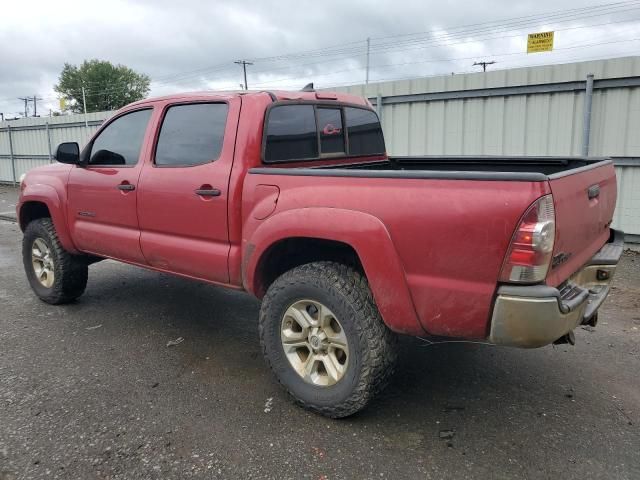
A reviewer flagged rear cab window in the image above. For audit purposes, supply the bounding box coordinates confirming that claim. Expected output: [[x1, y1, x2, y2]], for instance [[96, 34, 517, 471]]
[[264, 103, 384, 163]]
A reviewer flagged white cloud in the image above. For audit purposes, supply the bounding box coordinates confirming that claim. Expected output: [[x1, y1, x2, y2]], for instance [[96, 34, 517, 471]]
[[1, 0, 639, 116]]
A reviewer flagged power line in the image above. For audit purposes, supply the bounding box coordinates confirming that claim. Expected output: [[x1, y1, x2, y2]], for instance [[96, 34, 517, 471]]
[[145, 0, 640, 87], [249, 35, 640, 87]]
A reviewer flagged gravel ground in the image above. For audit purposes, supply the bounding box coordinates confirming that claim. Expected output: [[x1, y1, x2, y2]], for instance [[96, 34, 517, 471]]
[[0, 212, 639, 479]]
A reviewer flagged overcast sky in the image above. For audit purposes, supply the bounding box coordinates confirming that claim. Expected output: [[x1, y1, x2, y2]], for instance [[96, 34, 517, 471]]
[[1, 0, 640, 117]]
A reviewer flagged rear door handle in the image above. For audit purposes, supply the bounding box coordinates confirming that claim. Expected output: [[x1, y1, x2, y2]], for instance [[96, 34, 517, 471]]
[[195, 188, 221, 197], [117, 183, 135, 191]]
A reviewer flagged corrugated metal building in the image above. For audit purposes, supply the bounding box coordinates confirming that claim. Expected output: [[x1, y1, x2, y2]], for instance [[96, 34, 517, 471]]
[[333, 56, 640, 239]]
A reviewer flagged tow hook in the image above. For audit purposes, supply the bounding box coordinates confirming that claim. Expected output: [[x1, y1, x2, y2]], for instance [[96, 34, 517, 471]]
[[553, 330, 576, 346]]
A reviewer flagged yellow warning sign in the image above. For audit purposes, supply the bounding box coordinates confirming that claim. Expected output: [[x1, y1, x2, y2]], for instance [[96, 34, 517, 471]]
[[527, 31, 554, 53]]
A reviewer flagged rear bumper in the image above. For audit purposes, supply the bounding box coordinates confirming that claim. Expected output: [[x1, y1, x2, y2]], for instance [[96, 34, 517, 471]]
[[488, 229, 624, 348]]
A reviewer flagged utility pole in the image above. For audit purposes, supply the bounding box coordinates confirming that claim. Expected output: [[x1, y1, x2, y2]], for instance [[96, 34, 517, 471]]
[[18, 97, 33, 117], [32, 95, 43, 117], [365, 37, 371, 85], [234, 60, 253, 90], [0, 113, 4, 122], [81, 85, 88, 127], [473, 61, 496, 72]]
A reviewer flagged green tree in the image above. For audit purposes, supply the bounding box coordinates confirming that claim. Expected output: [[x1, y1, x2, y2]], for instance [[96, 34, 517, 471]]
[[54, 59, 150, 113]]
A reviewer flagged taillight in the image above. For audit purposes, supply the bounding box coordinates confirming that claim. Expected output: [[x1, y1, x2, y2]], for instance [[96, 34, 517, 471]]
[[500, 195, 555, 283]]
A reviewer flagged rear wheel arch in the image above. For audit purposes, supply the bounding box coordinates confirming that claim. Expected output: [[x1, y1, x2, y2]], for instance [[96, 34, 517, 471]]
[[253, 237, 364, 297], [244, 208, 425, 335]]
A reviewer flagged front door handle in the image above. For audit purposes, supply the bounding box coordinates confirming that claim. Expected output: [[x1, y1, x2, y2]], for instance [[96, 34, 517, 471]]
[[195, 188, 221, 197], [117, 183, 135, 191]]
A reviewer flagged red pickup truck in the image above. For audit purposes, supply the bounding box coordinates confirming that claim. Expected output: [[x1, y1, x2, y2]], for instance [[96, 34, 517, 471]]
[[17, 89, 623, 417]]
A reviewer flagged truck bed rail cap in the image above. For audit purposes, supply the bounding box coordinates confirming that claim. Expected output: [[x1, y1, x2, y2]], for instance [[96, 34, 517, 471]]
[[248, 167, 548, 182]]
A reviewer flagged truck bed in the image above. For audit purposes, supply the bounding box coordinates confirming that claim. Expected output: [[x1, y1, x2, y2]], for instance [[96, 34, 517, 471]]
[[339, 156, 610, 178], [253, 156, 612, 181], [247, 155, 617, 337]]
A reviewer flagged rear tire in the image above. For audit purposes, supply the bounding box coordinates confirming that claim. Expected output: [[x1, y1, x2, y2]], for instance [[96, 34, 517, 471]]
[[22, 218, 88, 304], [259, 261, 397, 418]]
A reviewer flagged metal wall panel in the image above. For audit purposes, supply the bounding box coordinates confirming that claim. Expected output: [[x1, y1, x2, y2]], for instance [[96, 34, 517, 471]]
[[614, 166, 640, 237], [0, 111, 112, 182], [15, 158, 49, 178]]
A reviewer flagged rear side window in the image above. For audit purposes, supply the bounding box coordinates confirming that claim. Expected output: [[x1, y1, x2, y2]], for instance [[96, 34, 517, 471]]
[[89, 109, 152, 166], [155, 103, 228, 166], [344, 107, 385, 156], [265, 105, 318, 162]]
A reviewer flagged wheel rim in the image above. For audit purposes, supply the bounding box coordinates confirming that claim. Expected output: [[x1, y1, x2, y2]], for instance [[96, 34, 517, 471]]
[[281, 299, 349, 387], [31, 237, 55, 288]]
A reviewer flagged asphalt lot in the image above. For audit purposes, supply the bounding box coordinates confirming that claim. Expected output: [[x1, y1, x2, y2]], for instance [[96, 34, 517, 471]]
[[0, 187, 639, 479]]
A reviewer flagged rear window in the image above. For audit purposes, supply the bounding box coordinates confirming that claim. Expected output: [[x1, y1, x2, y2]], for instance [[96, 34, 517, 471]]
[[264, 104, 384, 162], [317, 107, 345, 154]]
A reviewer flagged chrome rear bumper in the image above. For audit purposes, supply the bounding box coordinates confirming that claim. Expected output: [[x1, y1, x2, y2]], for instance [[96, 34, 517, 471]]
[[488, 229, 624, 348]]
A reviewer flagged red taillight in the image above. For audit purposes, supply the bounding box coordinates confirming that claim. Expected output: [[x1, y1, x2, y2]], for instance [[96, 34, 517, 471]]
[[500, 195, 555, 283]]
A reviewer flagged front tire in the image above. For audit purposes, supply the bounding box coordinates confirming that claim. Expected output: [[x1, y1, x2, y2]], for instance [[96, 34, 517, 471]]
[[259, 261, 397, 418], [22, 218, 88, 304]]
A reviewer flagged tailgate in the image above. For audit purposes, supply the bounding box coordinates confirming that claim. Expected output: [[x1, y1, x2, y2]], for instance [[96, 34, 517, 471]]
[[546, 160, 617, 287]]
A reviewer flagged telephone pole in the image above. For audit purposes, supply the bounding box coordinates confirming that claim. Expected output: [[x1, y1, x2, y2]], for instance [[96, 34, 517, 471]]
[[473, 60, 496, 72], [234, 60, 253, 90], [81, 85, 88, 127], [18, 97, 33, 117], [365, 37, 371, 85], [32, 95, 43, 117]]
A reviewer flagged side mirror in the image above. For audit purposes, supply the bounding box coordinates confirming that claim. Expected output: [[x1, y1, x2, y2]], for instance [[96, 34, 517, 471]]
[[55, 142, 80, 164]]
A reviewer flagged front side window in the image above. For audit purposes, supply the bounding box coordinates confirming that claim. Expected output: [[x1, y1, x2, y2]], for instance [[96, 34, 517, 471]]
[[89, 109, 152, 166], [155, 103, 228, 166], [265, 105, 318, 162], [344, 107, 385, 156]]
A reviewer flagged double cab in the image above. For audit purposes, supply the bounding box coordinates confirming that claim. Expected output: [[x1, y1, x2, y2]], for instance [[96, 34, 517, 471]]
[[17, 89, 623, 417]]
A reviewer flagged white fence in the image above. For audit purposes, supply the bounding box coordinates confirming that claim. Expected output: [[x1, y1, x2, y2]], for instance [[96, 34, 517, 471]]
[[0, 111, 112, 182]]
